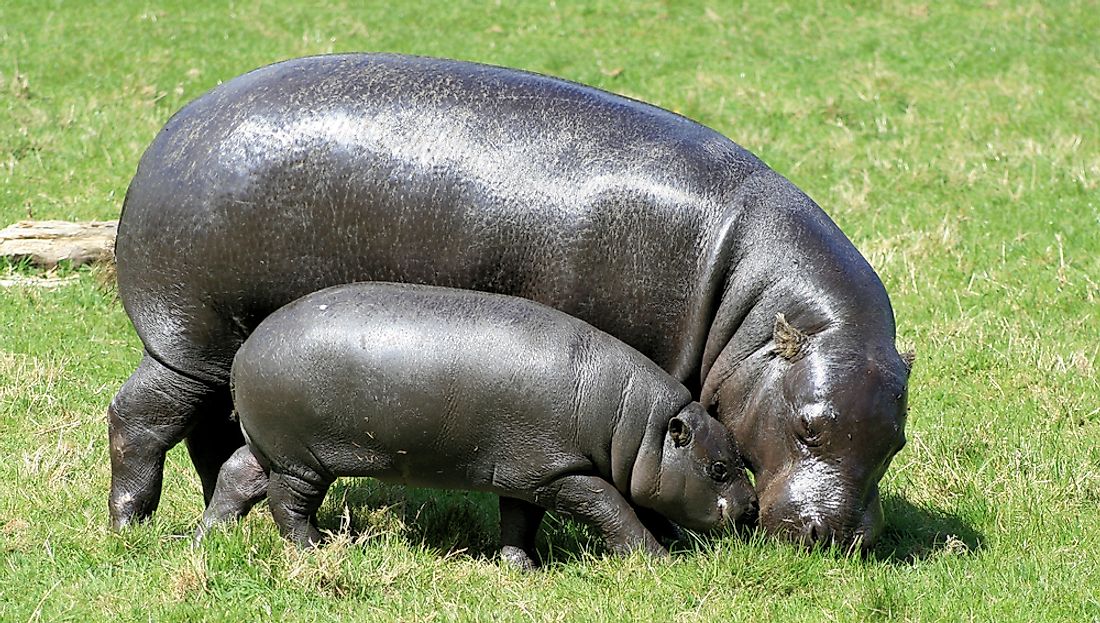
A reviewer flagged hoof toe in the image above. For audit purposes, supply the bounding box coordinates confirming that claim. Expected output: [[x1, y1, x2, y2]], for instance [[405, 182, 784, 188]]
[[500, 545, 538, 571]]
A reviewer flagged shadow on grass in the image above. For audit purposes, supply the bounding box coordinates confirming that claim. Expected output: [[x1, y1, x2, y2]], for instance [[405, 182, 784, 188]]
[[319, 480, 602, 566], [870, 494, 984, 564], [317, 483, 980, 566]]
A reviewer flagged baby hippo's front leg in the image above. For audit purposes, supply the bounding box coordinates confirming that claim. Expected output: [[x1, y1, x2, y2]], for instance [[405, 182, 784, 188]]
[[537, 475, 667, 558]]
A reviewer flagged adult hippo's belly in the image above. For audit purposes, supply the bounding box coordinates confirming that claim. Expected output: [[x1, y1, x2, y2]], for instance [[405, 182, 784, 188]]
[[110, 53, 911, 550]]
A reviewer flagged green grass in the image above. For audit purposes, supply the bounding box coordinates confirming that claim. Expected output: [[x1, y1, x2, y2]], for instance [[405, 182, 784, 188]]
[[2, 0, 1098, 620]]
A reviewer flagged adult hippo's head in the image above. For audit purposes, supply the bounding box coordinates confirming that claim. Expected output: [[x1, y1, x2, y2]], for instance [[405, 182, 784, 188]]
[[706, 313, 912, 552]]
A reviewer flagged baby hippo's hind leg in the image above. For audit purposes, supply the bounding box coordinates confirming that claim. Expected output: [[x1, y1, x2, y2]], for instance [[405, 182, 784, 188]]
[[498, 497, 545, 571], [267, 470, 332, 548], [193, 446, 269, 545]]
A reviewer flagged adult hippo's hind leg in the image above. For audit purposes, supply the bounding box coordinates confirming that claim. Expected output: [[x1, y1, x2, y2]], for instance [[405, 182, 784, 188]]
[[185, 400, 246, 505], [498, 497, 545, 571], [108, 353, 229, 529]]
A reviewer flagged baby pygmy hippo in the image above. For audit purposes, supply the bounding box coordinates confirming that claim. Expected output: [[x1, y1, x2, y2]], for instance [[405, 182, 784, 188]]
[[202, 283, 755, 567]]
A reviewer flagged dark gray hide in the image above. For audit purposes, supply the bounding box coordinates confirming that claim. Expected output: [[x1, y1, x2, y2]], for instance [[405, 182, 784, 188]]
[[111, 53, 910, 549], [200, 283, 755, 563]]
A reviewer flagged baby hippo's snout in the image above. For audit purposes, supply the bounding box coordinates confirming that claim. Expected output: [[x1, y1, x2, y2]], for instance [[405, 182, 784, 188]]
[[713, 464, 758, 530], [718, 489, 759, 529], [632, 403, 756, 533]]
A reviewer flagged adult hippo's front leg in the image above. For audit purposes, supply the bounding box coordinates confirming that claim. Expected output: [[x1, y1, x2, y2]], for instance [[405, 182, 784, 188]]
[[498, 497, 546, 571], [108, 353, 236, 528]]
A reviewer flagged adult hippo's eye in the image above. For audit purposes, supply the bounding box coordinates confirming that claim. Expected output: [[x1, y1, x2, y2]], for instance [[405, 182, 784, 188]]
[[709, 461, 730, 482], [798, 412, 823, 446]]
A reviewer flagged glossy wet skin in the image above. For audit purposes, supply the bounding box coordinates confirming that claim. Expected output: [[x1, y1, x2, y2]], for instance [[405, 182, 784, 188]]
[[202, 282, 757, 558], [716, 328, 911, 550], [111, 53, 908, 548]]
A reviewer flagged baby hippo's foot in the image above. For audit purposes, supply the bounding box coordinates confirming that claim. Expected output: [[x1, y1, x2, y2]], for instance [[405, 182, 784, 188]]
[[630, 539, 670, 559], [267, 470, 329, 548], [543, 475, 668, 559]]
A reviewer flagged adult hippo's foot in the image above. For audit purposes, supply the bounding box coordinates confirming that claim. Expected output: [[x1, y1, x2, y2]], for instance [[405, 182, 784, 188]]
[[193, 446, 269, 545], [498, 497, 545, 571], [634, 507, 688, 547], [108, 353, 233, 529]]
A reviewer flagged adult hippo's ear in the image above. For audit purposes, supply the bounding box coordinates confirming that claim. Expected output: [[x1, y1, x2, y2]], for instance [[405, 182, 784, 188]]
[[668, 416, 693, 448], [773, 313, 808, 360]]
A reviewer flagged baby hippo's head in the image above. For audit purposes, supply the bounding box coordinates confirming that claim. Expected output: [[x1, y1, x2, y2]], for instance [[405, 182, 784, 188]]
[[632, 403, 757, 532]]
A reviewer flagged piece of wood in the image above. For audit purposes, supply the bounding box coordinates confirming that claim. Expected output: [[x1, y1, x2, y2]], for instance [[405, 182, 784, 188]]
[[0, 220, 118, 268], [0, 275, 80, 289]]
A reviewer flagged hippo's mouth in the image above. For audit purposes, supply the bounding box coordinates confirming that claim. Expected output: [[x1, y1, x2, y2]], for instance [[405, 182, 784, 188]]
[[717, 497, 731, 522]]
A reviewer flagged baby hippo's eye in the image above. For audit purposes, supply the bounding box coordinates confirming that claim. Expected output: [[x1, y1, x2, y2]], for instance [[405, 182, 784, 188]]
[[709, 461, 730, 482]]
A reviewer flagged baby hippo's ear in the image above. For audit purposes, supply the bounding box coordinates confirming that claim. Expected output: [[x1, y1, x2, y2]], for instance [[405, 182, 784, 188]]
[[668, 415, 693, 448]]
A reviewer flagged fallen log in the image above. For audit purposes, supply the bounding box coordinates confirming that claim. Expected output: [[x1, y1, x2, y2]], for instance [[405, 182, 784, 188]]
[[0, 220, 118, 268], [0, 275, 80, 289]]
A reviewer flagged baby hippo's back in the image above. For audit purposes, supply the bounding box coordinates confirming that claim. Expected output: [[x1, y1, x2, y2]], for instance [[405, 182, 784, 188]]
[[231, 282, 689, 495]]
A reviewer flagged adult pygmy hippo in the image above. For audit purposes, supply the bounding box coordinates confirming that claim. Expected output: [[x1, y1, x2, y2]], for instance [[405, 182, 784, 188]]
[[112, 53, 912, 549], [199, 283, 756, 565]]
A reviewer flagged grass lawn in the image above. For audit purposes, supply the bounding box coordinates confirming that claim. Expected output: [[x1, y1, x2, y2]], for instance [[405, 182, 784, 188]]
[[2, 0, 1098, 620]]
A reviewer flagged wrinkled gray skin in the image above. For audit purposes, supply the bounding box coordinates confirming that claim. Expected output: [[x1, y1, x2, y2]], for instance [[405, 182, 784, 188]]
[[111, 53, 910, 549], [197, 283, 756, 566]]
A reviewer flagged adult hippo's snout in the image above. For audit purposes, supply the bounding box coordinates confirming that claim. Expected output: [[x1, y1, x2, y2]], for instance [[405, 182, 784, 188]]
[[705, 313, 912, 551], [755, 459, 888, 551]]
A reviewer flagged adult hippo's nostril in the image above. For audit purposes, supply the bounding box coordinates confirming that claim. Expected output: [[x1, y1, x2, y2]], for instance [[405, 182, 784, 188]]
[[801, 517, 833, 547]]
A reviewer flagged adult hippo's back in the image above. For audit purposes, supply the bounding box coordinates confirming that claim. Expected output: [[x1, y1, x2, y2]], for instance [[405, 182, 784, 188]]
[[111, 53, 912, 550]]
